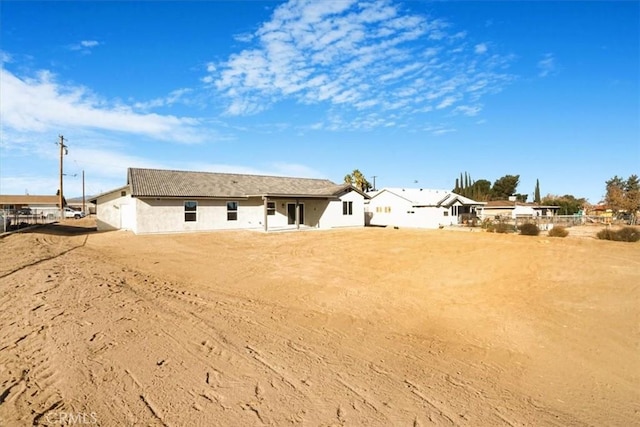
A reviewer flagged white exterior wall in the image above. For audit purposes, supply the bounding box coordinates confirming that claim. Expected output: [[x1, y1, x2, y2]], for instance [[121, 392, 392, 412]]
[[135, 198, 266, 234], [414, 206, 452, 228], [134, 197, 354, 234], [369, 191, 411, 227], [97, 192, 366, 234], [319, 190, 366, 228], [369, 191, 450, 229], [95, 188, 135, 232]]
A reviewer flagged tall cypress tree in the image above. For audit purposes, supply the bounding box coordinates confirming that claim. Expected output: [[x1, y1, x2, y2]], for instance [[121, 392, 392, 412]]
[[534, 179, 541, 204]]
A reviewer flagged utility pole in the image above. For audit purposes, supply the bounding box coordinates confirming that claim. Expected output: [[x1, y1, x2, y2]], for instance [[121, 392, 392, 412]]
[[82, 170, 86, 214], [58, 135, 68, 220]]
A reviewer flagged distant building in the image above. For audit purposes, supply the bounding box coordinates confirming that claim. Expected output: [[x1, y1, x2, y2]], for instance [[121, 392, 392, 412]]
[[366, 188, 485, 229], [476, 200, 559, 220], [0, 195, 60, 218]]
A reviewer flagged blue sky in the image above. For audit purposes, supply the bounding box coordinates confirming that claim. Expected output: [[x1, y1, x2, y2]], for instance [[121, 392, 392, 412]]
[[1, 0, 638, 203]]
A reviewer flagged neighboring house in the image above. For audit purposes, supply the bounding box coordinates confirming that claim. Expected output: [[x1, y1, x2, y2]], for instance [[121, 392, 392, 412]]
[[586, 204, 612, 217], [0, 195, 61, 218], [366, 188, 485, 229], [90, 168, 369, 234], [66, 196, 96, 215], [477, 200, 559, 220]]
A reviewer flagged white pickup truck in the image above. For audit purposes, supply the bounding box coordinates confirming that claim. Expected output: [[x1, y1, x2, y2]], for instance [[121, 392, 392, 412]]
[[64, 207, 86, 219]]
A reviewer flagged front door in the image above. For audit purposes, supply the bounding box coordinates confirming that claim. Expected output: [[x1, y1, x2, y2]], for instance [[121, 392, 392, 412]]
[[287, 203, 304, 225]]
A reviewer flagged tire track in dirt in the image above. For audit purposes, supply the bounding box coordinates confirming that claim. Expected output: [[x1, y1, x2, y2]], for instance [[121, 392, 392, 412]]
[[3, 225, 634, 425], [0, 235, 88, 279], [128, 263, 546, 426], [31, 248, 317, 425], [0, 261, 71, 426]]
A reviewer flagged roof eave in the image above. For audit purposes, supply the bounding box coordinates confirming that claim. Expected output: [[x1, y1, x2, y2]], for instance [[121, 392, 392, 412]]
[[134, 194, 250, 200], [258, 193, 335, 199]]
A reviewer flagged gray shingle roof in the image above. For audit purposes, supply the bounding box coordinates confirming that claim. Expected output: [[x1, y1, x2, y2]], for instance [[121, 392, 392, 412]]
[[127, 168, 354, 198], [372, 188, 485, 207]]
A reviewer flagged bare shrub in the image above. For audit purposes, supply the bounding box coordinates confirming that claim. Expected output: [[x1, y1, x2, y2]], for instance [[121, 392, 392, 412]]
[[519, 223, 540, 236], [548, 226, 569, 238], [597, 227, 640, 242]]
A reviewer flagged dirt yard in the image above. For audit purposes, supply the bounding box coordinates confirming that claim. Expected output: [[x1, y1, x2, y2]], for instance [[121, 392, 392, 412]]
[[1, 220, 638, 426]]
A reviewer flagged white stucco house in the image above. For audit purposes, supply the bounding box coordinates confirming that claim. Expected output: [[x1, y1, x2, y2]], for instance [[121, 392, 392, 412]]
[[366, 188, 485, 229], [90, 168, 369, 234]]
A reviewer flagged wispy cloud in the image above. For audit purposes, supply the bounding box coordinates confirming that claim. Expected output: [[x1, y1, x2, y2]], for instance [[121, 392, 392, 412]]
[[0, 130, 166, 196], [454, 105, 482, 116], [0, 50, 12, 63], [474, 43, 488, 54], [68, 40, 101, 54], [132, 88, 194, 111], [233, 33, 254, 43], [0, 67, 210, 143], [537, 53, 556, 77], [206, 0, 514, 129]]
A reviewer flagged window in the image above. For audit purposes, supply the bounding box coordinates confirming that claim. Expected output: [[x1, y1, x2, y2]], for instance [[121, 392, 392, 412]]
[[267, 201, 276, 216], [384, 206, 391, 213], [227, 201, 238, 221], [342, 201, 353, 215], [184, 201, 197, 222], [121, 190, 126, 197], [443, 211, 449, 216]]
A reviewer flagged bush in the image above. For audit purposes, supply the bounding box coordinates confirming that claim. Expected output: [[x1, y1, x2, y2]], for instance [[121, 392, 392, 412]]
[[519, 223, 540, 236], [493, 222, 516, 234], [548, 226, 569, 238], [616, 227, 640, 242], [597, 227, 640, 242], [596, 228, 616, 241]]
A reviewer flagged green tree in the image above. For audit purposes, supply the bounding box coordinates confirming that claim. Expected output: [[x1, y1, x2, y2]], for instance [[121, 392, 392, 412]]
[[605, 174, 640, 223], [534, 179, 541, 204], [344, 169, 372, 192], [490, 175, 520, 200], [624, 175, 640, 223], [542, 194, 587, 215], [473, 179, 492, 201], [605, 176, 625, 213], [515, 193, 528, 203], [451, 173, 492, 201]]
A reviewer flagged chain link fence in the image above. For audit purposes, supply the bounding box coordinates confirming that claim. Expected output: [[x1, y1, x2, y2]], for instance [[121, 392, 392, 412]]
[[1, 209, 59, 233]]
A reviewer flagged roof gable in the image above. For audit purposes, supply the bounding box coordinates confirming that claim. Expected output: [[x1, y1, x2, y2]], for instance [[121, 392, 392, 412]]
[[127, 168, 351, 198]]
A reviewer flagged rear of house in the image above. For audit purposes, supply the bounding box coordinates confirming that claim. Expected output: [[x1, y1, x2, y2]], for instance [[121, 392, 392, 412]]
[[91, 168, 368, 234]]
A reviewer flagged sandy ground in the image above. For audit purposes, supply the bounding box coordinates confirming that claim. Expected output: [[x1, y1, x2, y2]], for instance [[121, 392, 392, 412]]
[[0, 220, 638, 426]]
